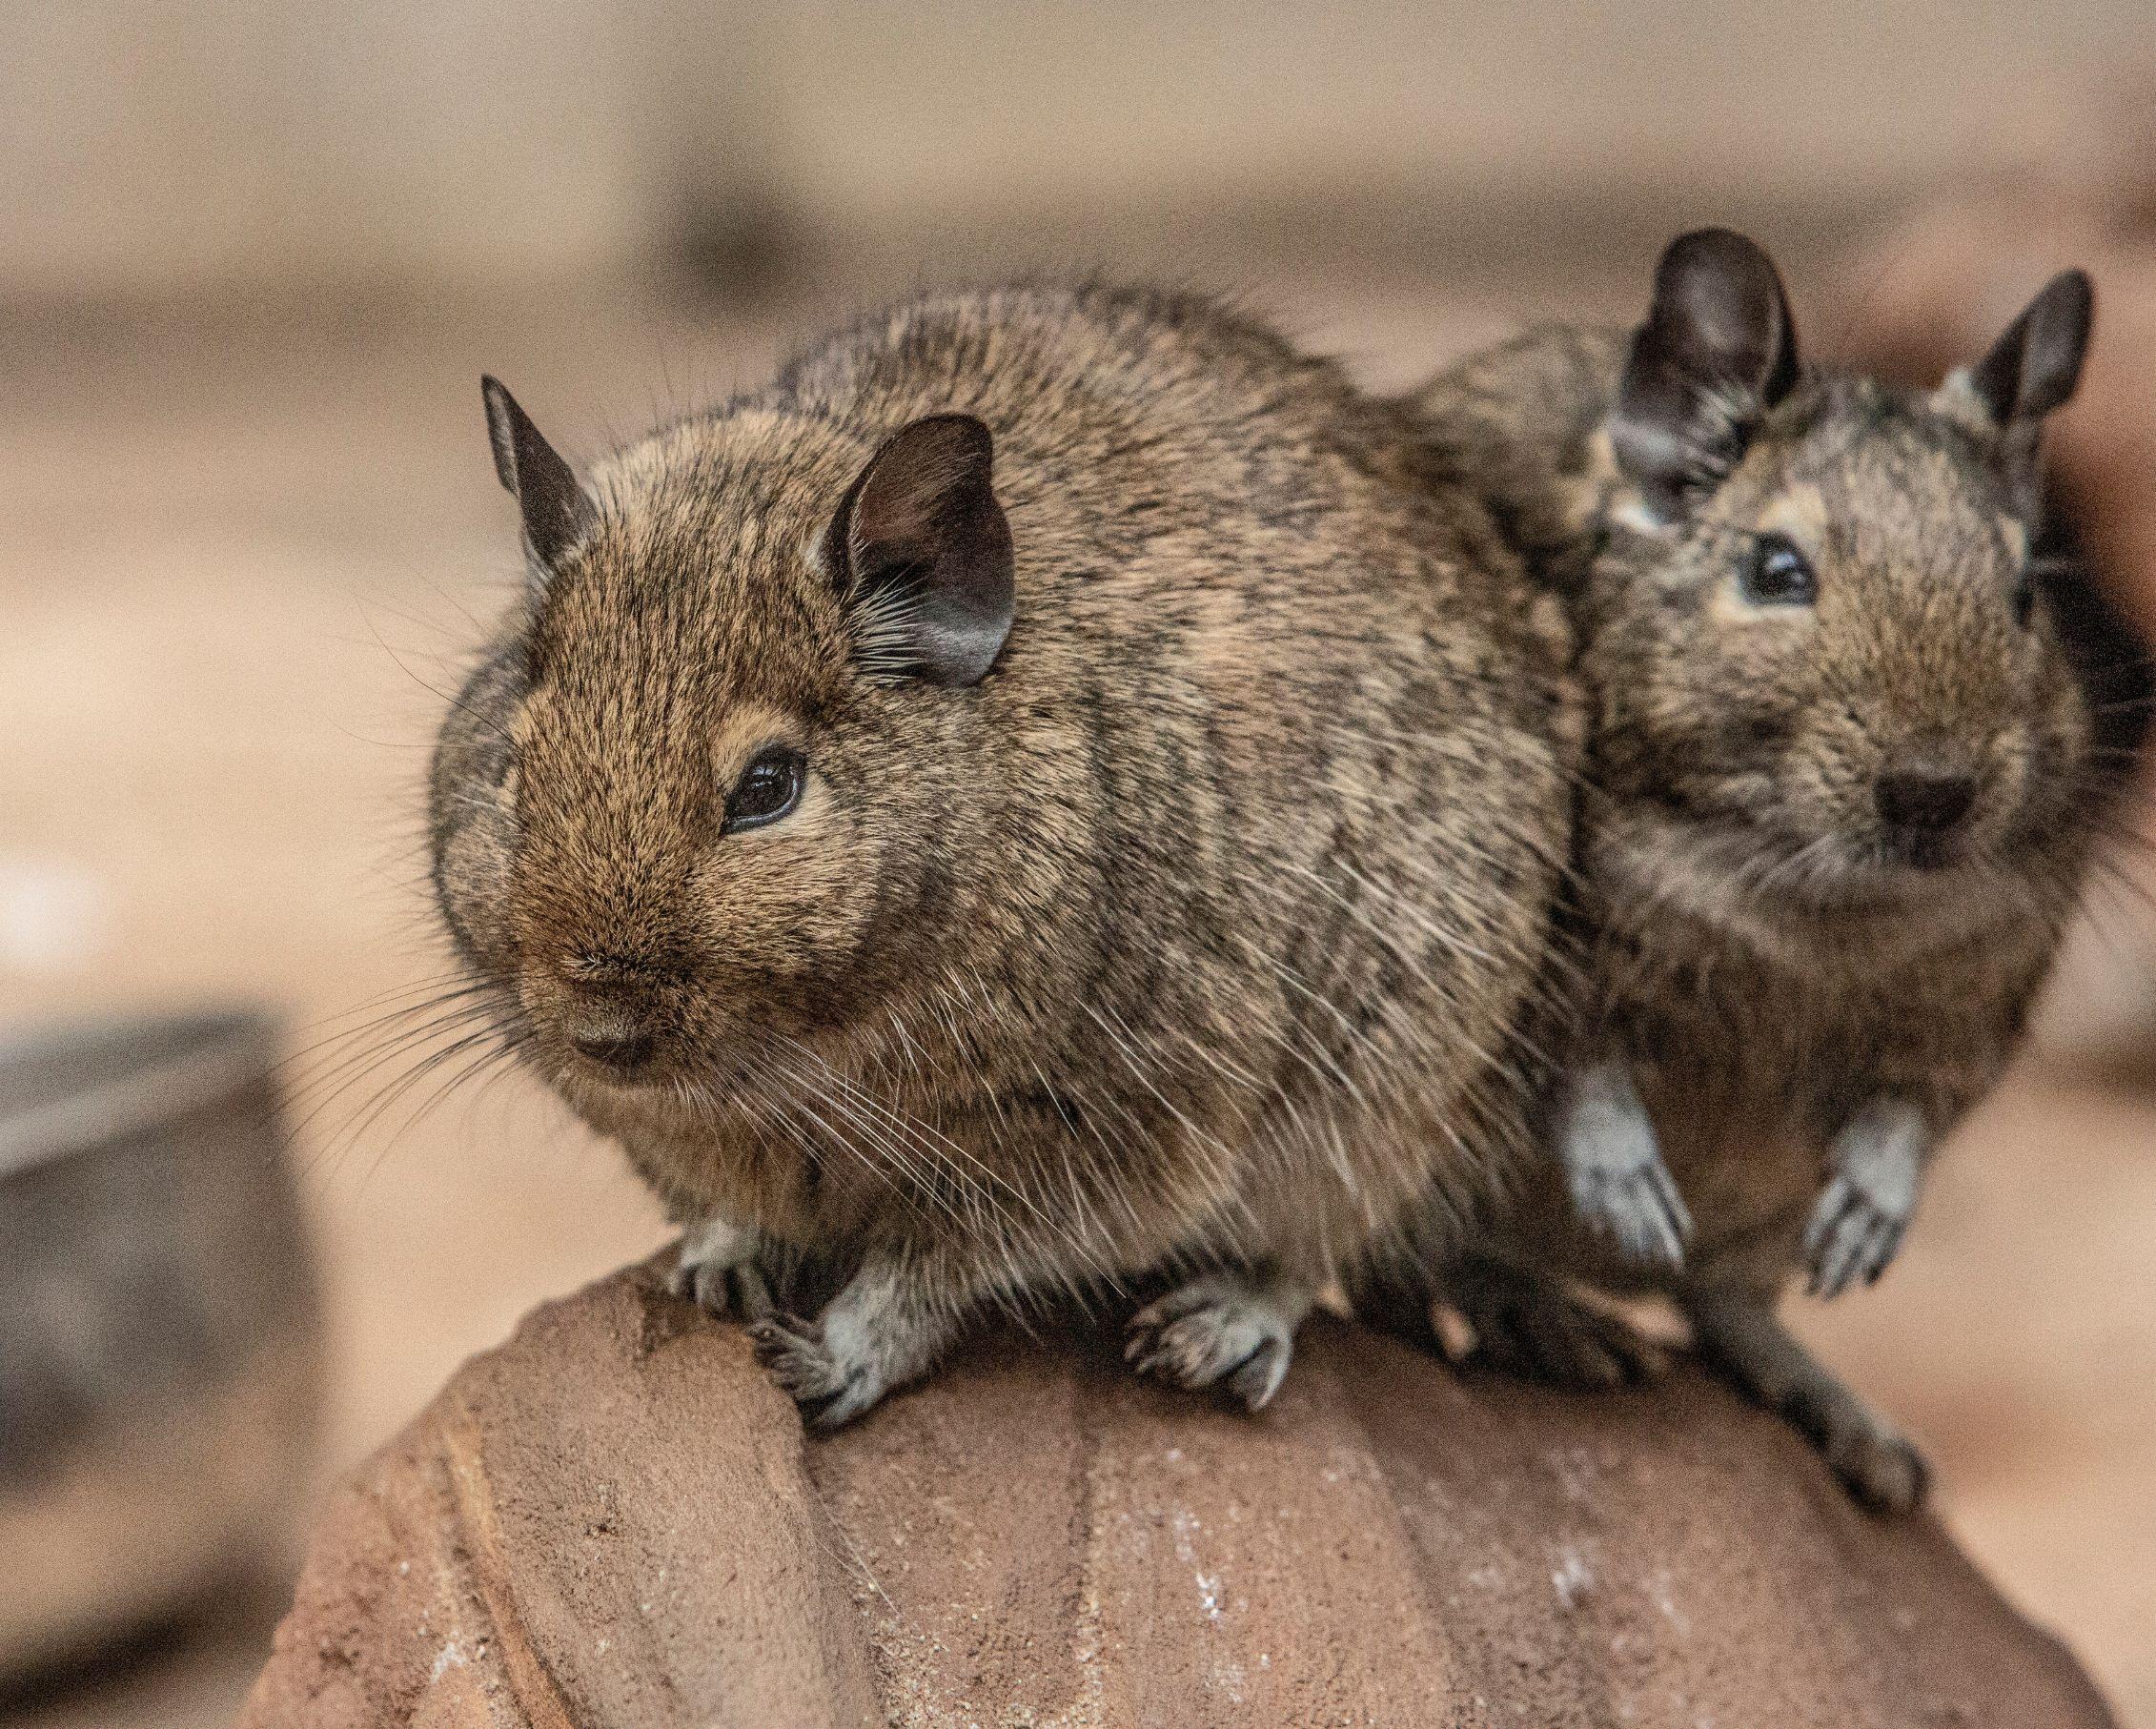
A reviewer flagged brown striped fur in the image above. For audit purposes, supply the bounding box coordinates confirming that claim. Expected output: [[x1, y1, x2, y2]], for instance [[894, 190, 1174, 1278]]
[[431, 281, 1580, 1422]]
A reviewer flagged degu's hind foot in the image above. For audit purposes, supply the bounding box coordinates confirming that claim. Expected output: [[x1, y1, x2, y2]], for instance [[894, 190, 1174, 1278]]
[[1126, 1270, 1313, 1411], [1453, 1257, 1665, 1392], [668, 1216, 778, 1320], [750, 1308, 886, 1430], [750, 1254, 962, 1430], [1812, 1405, 1930, 1513], [1685, 1284, 1929, 1514]]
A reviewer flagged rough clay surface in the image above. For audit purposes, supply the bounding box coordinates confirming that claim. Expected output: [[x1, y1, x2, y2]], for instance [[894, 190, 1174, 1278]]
[[237, 1261, 2115, 1729]]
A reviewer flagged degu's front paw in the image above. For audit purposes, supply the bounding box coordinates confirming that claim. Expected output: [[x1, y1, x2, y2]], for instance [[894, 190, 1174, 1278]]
[[1807, 1101, 1924, 1299], [667, 1218, 776, 1321], [1558, 1064, 1690, 1270], [1802, 1172, 1911, 1299], [749, 1310, 888, 1430], [1569, 1152, 1692, 1270], [1126, 1275, 1297, 1411]]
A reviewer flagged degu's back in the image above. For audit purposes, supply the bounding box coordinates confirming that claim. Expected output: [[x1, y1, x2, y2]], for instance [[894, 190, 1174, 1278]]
[[430, 280, 1579, 1423]]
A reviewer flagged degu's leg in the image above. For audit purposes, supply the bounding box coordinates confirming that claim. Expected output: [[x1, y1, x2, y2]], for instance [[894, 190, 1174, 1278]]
[[1449, 1253, 1664, 1390], [1683, 1280, 1928, 1513]]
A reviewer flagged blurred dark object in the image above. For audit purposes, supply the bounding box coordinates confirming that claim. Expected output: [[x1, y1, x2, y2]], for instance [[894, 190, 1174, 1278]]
[[0, 1009, 321, 1685], [664, 185, 806, 310]]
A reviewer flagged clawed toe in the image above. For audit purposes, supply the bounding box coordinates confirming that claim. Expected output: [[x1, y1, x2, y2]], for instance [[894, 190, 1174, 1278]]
[[1127, 1281, 1298, 1411], [1225, 1336, 1291, 1409], [670, 1221, 780, 1321], [749, 1312, 829, 1389], [1574, 1164, 1692, 1270], [750, 1312, 882, 1428], [678, 1257, 775, 1320], [1804, 1178, 1909, 1299]]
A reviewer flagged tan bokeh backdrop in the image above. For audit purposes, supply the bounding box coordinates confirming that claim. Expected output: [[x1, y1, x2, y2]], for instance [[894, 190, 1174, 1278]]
[[3, 7, 2153, 1724]]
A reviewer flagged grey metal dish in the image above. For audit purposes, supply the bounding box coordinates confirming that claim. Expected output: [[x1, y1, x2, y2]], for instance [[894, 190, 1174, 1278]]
[[0, 1007, 322, 1680]]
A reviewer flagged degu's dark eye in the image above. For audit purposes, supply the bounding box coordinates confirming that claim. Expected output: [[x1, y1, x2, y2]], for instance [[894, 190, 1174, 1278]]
[[1739, 533, 1818, 606], [722, 748, 805, 834]]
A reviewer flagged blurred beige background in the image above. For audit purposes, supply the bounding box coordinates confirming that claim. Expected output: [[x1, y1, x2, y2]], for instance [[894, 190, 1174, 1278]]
[[2, 4, 2154, 1724]]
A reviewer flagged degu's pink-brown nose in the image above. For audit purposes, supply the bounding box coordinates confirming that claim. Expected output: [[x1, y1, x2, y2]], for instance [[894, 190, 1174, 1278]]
[[558, 964, 666, 1078], [570, 1018, 657, 1074]]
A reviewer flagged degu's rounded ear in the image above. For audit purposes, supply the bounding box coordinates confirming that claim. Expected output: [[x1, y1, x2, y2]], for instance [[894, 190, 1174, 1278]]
[[829, 413, 1015, 687], [481, 376, 597, 573], [1954, 269, 2094, 429], [1612, 228, 1800, 521]]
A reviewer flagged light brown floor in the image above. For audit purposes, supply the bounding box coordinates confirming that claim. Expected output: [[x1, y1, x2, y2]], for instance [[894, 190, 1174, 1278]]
[[3, 262, 2152, 1726]]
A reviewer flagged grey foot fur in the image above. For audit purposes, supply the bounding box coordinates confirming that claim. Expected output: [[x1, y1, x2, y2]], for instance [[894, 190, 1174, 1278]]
[[1804, 1104, 1923, 1298], [1559, 1062, 1692, 1269], [1687, 1285, 1929, 1515], [748, 1257, 957, 1430], [1803, 1174, 1910, 1298], [750, 1307, 888, 1430], [668, 1217, 777, 1321], [1126, 1271, 1311, 1410], [1455, 1260, 1664, 1392]]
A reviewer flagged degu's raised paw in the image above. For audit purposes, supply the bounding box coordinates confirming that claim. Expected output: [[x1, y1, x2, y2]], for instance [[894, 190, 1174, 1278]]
[[1803, 1173, 1911, 1298], [1570, 1153, 1693, 1270], [1557, 1063, 1691, 1270], [1805, 1102, 1924, 1299]]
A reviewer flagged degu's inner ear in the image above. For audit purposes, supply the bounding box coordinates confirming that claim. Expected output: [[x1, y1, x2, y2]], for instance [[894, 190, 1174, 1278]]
[[1611, 228, 1801, 523], [481, 376, 598, 574], [1954, 269, 2094, 430], [830, 413, 1016, 687], [1931, 270, 2094, 519]]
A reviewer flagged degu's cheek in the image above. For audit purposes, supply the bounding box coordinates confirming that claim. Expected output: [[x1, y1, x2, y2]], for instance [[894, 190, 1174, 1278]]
[[437, 804, 521, 969]]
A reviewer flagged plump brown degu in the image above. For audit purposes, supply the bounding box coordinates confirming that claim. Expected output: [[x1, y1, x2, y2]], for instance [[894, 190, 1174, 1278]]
[[430, 282, 1577, 1425], [1391, 230, 2146, 1509]]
